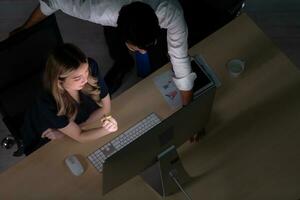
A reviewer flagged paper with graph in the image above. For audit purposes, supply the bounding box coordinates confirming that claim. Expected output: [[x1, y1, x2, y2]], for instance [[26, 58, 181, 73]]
[[153, 70, 182, 109]]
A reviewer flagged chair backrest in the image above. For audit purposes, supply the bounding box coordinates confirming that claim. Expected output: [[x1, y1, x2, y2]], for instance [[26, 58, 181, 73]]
[[0, 14, 63, 140]]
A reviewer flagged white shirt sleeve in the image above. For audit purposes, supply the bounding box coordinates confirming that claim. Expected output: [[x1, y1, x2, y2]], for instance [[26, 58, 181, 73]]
[[156, 1, 196, 91], [39, 0, 113, 25], [38, 0, 196, 90], [39, 0, 59, 16]]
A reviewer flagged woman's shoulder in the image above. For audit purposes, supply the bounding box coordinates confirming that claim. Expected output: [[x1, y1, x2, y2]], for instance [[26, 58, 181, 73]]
[[88, 57, 99, 77], [87, 57, 109, 98], [88, 57, 106, 79]]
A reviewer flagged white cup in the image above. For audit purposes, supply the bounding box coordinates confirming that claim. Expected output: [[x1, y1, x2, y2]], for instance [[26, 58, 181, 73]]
[[227, 59, 245, 78]]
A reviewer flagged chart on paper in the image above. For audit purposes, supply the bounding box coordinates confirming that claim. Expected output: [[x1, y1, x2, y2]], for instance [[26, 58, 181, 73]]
[[153, 70, 182, 109]]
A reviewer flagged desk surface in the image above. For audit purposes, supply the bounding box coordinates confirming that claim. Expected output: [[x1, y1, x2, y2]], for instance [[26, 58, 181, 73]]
[[1, 14, 300, 199]]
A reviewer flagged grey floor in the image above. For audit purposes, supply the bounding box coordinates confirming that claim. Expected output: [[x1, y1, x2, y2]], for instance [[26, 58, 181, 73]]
[[0, 0, 299, 198]]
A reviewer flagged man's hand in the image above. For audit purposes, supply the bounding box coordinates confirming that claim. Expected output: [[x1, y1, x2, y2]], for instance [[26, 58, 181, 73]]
[[180, 90, 193, 106], [9, 26, 25, 37], [41, 128, 65, 140], [189, 133, 201, 143], [9, 5, 46, 37], [180, 90, 205, 143]]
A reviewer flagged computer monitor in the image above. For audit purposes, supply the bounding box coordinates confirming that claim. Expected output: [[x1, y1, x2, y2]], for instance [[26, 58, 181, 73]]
[[102, 72, 216, 197]]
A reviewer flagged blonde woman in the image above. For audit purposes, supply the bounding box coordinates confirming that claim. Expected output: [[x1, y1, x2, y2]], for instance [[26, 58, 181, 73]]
[[22, 43, 117, 155]]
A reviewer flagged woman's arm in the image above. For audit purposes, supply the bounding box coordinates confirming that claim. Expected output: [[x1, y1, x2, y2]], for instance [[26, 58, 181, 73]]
[[40, 91, 114, 142], [79, 95, 111, 127], [41, 128, 65, 140], [57, 116, 117, 143]]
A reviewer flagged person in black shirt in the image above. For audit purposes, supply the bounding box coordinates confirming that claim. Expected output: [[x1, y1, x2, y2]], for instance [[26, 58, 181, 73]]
[[22, 43, 118, 155]]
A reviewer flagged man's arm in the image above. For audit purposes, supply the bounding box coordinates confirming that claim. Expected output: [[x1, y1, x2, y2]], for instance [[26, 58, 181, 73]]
[[10, 5, 47, 36], [23, 5, 47, 29], [157, 2, 196, 105]]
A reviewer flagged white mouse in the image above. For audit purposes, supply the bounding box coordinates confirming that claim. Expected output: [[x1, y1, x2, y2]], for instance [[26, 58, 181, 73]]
[[65, 155, 84, 176]]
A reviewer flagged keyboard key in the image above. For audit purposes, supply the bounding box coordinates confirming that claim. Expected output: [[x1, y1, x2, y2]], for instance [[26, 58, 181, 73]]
[[87, 113, 161, 172]]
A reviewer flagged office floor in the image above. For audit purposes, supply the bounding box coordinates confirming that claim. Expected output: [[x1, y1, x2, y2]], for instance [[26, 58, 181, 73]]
[[0, 1, 299, 198]]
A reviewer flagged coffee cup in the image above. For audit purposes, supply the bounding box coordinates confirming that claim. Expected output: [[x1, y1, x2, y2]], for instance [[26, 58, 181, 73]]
[[227, 59, 245, 77]]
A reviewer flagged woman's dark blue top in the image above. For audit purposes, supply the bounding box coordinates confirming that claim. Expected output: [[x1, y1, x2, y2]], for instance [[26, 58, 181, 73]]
[[22, 58, 108, 155]]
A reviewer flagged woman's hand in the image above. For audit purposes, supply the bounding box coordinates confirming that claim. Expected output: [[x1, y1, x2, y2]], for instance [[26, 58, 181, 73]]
[[41, 128, 65, 140], [101, 116, 118, 133]]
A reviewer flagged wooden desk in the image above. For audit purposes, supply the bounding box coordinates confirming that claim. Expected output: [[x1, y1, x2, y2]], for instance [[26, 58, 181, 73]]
[[1, 14, 300, 199]]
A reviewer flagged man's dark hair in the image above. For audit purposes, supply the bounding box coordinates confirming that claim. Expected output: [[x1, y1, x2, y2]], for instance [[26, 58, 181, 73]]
[[117, 2, 161, 50]]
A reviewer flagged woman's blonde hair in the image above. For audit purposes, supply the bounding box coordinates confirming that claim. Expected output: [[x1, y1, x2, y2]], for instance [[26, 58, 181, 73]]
[[44, 43, 102, 119]]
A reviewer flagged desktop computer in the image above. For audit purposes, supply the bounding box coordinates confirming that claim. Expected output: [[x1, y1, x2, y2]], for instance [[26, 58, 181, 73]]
[[102, 90, 216, 197], [87, 56, 217, 198]]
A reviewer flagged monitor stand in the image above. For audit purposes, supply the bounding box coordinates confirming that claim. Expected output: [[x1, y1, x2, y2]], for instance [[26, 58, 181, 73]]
[[140, 145, 193, 199]]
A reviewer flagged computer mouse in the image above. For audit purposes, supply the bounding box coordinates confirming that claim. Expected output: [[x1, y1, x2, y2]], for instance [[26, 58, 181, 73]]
[[64, 155, 84, 176]]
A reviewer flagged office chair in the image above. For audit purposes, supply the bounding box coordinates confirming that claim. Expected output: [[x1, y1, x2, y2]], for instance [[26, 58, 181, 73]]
[[0, 14, 63, 156]]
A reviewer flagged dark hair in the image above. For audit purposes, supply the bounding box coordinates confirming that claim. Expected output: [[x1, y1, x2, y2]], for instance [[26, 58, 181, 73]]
[[50, 43, 87, 71], [117, 2, 161, 50]]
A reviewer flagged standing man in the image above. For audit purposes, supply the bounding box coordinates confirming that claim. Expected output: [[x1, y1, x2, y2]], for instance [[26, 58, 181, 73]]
[[12, 0, 196, 105]]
